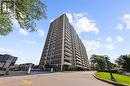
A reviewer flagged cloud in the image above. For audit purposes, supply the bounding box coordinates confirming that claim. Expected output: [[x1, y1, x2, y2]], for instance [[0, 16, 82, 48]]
[[116, 36, 124, 42], [82, 40, 101, 52], [97, 37, 102, 40], [66, 13, 73, 23], [104, 43, 115, 50], [106, 37, 112, 42], [82, 39, 115, 58], [0, 48, 13, 54], [116, 23, 123, 30], [19, 29, 28, 36], [82, 40, 102, 57], [121, 14, 130, 29], [117, 14, 130, 30], [37, 29, 45, 37], [66, 13, 99, 34], [22, 40, 36, 45]]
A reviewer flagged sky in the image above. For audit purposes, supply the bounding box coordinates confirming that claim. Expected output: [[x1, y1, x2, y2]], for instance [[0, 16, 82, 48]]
[[0, 0, 130, 64]]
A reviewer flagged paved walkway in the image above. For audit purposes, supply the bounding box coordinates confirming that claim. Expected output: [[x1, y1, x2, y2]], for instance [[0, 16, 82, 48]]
[[0, 71, 113, 86]]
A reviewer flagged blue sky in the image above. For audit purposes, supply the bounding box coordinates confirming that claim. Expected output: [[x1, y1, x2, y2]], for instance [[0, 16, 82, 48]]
[[0, 0, 130, 64]]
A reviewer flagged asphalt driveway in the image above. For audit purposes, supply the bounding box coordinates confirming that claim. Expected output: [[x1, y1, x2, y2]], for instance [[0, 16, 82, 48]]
[[0, 71, 113, 86]]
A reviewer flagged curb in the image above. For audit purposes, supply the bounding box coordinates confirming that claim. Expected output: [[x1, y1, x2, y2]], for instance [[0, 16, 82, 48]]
[[93, 74, 128, 86]]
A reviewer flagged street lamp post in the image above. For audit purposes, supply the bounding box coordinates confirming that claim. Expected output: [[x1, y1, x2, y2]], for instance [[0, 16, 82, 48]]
[[105, 56, 116, 81]]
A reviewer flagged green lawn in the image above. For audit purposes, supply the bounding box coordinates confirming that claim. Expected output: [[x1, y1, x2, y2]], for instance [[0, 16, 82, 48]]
[[95, 72, 130, 86]]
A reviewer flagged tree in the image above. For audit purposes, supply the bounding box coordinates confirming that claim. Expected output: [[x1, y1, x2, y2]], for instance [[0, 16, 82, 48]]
[[90, 54, 109, 71], [0, 0, 47, 36], [116, 54, 130, 72]]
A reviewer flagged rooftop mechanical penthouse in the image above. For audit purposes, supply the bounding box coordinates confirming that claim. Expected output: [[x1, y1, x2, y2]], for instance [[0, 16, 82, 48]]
[[39, 14, 89, 71]]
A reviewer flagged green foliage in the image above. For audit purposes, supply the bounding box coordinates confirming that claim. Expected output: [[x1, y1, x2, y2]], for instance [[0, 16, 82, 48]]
[[0, 0, 47, 36], [116, 54, 130, 72], [96, 72, 130, 85], [0, 14, 13, 35], [90, 54, 109, 71]]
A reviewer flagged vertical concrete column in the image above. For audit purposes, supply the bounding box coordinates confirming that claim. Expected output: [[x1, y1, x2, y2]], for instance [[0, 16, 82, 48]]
[[61, 15, 65, 71]]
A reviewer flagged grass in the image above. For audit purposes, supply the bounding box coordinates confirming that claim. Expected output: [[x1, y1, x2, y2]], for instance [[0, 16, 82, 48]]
[[95, 72, 130, 86]]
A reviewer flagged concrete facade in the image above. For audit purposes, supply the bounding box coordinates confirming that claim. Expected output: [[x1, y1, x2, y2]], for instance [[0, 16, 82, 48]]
[[0, 54, 17, 70], [39, 14, 89, 71]]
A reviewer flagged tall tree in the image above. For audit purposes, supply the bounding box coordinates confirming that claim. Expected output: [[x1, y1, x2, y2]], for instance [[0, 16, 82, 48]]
[[90, 54, 109, 71], [0, 0, 47, 36], [116, 54, 130, 72]]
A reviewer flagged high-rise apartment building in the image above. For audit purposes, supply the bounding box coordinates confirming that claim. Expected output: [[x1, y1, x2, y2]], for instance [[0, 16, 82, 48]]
[[39, 14, 89, 71]]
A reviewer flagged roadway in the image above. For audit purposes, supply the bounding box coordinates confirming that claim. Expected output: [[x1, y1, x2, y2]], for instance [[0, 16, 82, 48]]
[[0, 71, 113, 86]]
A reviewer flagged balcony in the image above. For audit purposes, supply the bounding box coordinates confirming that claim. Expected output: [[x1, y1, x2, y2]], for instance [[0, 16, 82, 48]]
[[65, 43, 71, 49], [65, 52, 72, 57], [76, 58, 82, 61], [64, 47, 72, 53], [64, 61, 71, 65], [64, 56, 72, 61]]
